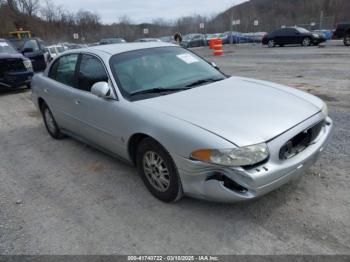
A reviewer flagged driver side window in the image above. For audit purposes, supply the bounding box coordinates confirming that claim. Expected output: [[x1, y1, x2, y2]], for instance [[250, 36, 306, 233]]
[[77, 54, 109, 92]]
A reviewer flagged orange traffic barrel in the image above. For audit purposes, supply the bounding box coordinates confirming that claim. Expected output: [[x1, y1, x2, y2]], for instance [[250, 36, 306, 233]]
[[213, 39, 223, 56], [209, 38, 215, 49]]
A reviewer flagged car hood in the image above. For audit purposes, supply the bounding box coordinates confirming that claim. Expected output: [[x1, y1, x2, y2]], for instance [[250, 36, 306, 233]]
[[136, 77, 321, 147], [0, 53, 25, 60]]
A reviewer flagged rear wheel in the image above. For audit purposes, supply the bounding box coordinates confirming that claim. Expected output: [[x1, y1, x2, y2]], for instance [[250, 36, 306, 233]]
[[267, 40, 275, 48], [136, 138, 183, 203], [302, 37, 311, 46], [41, 103, 65, 139], [344, 33, 350, 46]]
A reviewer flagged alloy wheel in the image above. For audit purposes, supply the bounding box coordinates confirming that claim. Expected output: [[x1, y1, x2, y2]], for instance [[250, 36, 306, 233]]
[[302, 38, 311, 46], [143, 151, 170, 192]]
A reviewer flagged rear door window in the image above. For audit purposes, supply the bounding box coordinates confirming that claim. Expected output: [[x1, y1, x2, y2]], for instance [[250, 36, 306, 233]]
[[49, 54, 79, 87], [77, 54, 108, 92]]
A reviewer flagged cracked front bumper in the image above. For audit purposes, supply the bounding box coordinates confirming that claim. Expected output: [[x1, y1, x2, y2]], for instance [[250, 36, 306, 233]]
[[173, 113, 333, 202]]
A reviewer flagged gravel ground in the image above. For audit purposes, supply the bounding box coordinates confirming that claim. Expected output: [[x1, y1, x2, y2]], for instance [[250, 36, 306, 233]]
[[0, 41, 349, 255]]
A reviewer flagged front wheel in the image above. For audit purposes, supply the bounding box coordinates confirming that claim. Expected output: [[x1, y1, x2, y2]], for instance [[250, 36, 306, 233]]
[[267, 40, 275, 48], [136, 138, 183, 203], [41, 103, 65, 139], [302, 37, 311, 46], [344, 33, 350, 46]]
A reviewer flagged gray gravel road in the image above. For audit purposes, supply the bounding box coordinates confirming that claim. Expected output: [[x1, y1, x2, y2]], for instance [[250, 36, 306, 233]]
[[0, 41, 349, 255]]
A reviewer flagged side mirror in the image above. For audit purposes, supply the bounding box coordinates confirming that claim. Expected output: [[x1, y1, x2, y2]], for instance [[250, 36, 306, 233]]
[[91, 82, 112, 99], [22, 47, 34, 53]]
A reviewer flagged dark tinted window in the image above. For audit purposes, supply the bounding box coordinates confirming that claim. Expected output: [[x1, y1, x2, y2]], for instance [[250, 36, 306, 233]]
[[23, 40, 40, 52], [77, 54, 108, 92], [49, 54, 78, 86], [272, 29, 283, 36]]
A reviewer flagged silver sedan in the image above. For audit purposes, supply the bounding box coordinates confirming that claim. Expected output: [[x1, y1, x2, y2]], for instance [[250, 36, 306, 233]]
[[31, 42, 333, 203]]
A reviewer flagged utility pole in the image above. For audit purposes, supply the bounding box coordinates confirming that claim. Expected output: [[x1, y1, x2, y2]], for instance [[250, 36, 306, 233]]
[[319, 10, 324, 30]]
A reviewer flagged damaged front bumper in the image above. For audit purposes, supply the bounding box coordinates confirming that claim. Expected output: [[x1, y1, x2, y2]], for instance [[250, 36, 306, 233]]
[[173, 113, 333, 202]]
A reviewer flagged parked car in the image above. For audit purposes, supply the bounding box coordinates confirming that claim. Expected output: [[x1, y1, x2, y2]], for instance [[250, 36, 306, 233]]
[[313, 30, 333, 40], [100, 38, 127, 45], [226, 31, 253, 44], [46, 45, 66, 61], [160, 36, 173, 43], [205, 33, 220, 44], [7, 37, 48, 71], [262, 27, 327, 48], [333, 22, 350, 46], [242, 32, 268, 43], [180, 34, 206, 48], [31, 42, 333, 203], [134, 38, 162, 43], [0, 38, 33, 89]]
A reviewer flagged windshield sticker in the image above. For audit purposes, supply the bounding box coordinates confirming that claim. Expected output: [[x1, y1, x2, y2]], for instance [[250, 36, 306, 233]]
[[177, 53, 199, 64], [0, 42, 9, 47]]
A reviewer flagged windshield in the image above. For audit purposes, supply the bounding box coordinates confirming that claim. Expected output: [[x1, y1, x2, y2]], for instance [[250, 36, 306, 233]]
[[110, 46, 225, 100], [296, 27, 310, 34], [6, 39, 24, 50], [0, 41, 18, 54]]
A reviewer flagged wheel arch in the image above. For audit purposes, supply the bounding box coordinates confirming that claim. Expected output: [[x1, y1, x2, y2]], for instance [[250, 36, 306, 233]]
[[38, 97, 46, 113], [128, 133, 161, 166]]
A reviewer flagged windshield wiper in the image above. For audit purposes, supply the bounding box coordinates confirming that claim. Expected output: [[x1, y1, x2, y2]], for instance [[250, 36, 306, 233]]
[[185, 78, 225, 88], [130, 87, 191, 96]]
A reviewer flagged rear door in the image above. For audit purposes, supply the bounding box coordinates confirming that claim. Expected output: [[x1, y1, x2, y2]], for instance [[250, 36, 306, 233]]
[[22, 39, 46, 71], [273, 29, 284, 45], [44, 53, 80, 132]]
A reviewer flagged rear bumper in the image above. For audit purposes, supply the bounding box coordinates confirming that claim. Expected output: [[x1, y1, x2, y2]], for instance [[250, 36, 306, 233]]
[[173, 113, 333, 202], [0, 70, 33, 88]]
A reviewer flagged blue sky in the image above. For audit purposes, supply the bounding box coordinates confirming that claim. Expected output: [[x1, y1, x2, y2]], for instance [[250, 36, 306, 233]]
[[54, 0, 247, 24]]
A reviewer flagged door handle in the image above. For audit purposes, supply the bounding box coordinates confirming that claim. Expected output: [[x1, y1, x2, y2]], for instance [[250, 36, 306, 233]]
[[74, 100, 81, 105]]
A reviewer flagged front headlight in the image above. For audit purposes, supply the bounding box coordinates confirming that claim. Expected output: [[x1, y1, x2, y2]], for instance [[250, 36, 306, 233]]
[[321, 103, 328, 116], [313, 34, 320, 38], [191, 143, 269, 167], [23, 59, 32, 69]]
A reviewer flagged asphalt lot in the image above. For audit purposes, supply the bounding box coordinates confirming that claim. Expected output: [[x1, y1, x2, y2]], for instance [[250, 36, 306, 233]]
[[0, 40, 349, 255]]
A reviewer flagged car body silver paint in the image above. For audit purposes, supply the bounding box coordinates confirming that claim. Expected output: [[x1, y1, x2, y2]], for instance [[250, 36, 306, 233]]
[[31, 42, 333, 202]]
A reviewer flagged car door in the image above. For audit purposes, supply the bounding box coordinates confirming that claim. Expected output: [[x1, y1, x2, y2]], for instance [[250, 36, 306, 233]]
[[44, 53, 80, 133], [22, 39, 46, 71], [291, 29, 302, 44], [273, 29, 284, 45], [69, 53, 125, 156]]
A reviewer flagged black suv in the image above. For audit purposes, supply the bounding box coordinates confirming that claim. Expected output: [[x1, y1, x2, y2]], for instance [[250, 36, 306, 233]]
[[333, 22, 350, 46], [7, 37, 48, 72], [0, 39, 34, 89], [262, 27, 326, 48]]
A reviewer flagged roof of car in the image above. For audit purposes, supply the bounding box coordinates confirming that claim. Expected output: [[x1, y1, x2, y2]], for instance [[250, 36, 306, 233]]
[[70, 42, 177, 55]]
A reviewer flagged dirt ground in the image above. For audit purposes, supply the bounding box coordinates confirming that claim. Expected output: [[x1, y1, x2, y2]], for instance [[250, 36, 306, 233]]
[[0, 41, 349, 255]]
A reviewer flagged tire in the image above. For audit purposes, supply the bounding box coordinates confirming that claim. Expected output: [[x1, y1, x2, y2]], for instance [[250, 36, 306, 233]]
[[267, 40, 275, 48], [136, 138, 183, 203], [41, 103, 65, 139], [302, 37, 311, 47], [344, 33, 350, 46]]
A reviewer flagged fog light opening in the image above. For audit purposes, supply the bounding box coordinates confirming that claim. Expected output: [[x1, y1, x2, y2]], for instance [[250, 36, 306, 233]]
[[207, 173, 248, 194]]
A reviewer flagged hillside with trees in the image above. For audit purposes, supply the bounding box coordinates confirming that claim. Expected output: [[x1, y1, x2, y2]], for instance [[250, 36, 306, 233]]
[[0, 0, 349, 44], [211, 0, 350, 33]]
